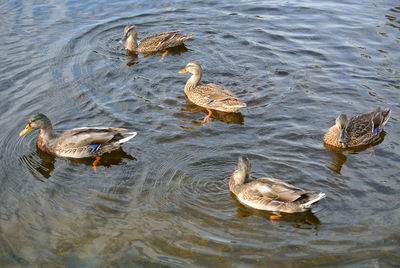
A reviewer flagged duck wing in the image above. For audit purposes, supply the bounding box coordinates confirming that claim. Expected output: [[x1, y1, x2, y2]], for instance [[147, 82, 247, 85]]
[[344, 107, 390, 146], [54, 127, 136, 158], [255, 177, 306, 202], [188, 83, 246, 111], [139, 30, 192, 52], [237, 177, 309, 211]]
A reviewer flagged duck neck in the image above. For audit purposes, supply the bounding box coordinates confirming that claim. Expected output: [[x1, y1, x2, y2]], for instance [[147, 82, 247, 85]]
[[37, 124, 54, 152], [184, 72, 202, 95], [229, 171, 246, 195], [324, 125, 344, 148], [126, 35, 138, 52]]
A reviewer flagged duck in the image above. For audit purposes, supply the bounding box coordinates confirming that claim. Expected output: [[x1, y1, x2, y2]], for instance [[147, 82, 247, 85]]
[[323, 107, 391, 148], [229, 156, 325, 214], [19, 113, 137, 171], [178, 61, 246, 123], [120, 24, 193, 61]]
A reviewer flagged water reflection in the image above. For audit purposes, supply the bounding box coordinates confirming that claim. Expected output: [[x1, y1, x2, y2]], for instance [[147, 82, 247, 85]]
[[181, 101, 245, 125], [385, 6, 400, 30], [324, 132, 386, 174], [125, 44, 190, 64], [232, 194, 322, 230], [19, 148, 56, 180], [19, 147, 136, 180], [68, 148, 136, 169], [324, 145, 348, 174]]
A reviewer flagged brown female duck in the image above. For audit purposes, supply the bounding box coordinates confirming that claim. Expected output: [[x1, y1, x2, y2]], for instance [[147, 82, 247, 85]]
[[19, 113, 137, 171], [230, 156, 325, 214], [120, 24, 193, 61], [323, 107, 391, 148], [178, 61, 246, 123]]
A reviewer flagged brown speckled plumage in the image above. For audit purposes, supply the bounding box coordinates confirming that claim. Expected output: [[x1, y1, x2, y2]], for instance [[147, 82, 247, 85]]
[[229, 157, 325, 213], [178, 61, 246, 113], [324, 107, 391, 148], [120, 24, 193, 54]]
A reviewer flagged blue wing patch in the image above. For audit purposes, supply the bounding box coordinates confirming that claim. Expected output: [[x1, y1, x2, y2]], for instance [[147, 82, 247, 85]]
[[374, 127, 379, 134], [88, 144, 100, 152], [207, 99, 214, 104]]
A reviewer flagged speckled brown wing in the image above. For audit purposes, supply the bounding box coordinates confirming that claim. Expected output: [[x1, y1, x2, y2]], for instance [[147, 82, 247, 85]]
[[344, 111, 377, 147], [187, 83, 246, 112], [138, 30, 192, 53]]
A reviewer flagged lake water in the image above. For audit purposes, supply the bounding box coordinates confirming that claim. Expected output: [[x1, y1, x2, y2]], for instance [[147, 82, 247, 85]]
[[1, 0, 399, 266]]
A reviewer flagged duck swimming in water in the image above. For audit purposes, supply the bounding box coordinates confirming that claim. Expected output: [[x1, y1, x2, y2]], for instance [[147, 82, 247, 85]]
[[178, 61, 246, 123], [323, 107, 391, 148], [229, 156, 325, 215], [19, 113, 137, 171], [120, 24, 193, 61]]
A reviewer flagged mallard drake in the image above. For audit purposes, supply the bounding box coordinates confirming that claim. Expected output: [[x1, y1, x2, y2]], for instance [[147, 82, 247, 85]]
[[229, 156, 325, 214], [120, 24, 193, 61], [19, 114, 137, 170], [178, 61, 246, 123], [323, 107, 391, 148]]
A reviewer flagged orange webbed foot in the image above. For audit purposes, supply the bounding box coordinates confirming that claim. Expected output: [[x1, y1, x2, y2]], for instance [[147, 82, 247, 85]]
[[160, 50, 169, 62], [93, 156, 101, 172], [270, 214, 283, 222], [201, 110, 212, 124]]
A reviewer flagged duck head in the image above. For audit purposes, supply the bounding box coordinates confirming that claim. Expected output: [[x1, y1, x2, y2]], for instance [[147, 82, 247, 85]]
[[120, 24, 138, 44], [178, 61, 202, 76], [19, 113, 52, 136], [335, 114, 348, 144], [231, 156, 251, 185]]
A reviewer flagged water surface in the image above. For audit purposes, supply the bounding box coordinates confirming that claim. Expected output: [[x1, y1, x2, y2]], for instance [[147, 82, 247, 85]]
[[1, 0, 399, 267]]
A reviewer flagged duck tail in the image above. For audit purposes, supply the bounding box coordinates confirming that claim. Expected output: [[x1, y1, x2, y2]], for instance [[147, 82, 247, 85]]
[[170, 33, 193, 44], [116, 131, 137, 144], [181, 33, 194, 41], [231, 102, 247, 108], [373, 108, 391, 133], [380, 108, 391, 127], [301, 192, 326, 209]]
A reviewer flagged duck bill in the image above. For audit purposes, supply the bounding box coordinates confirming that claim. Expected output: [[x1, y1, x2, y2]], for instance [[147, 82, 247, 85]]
[[338, 129, 344, 143], [19, 124, 32, 136], [119, 36, 127, 45], [178, 67, 188, 74]]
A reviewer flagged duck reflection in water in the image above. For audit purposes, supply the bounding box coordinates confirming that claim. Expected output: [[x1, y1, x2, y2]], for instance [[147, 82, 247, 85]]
[[20, 147, 136, 181], [125, 45, 190, 66], [68, 148, 136, 170], [233, 196, 322, 232], [181, 100, 245, 126], [324, 131, 387, 175], [19, 147, 56, 180]]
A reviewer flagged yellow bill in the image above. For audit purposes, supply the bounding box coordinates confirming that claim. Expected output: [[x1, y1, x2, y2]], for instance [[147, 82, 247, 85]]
[[19, 124, 32, 136], [178, 67, 188, 74]]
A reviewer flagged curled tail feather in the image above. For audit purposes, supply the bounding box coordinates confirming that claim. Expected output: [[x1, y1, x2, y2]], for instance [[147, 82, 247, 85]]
[[116, 132, 137, 144], [300, 192, 326, 209]]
